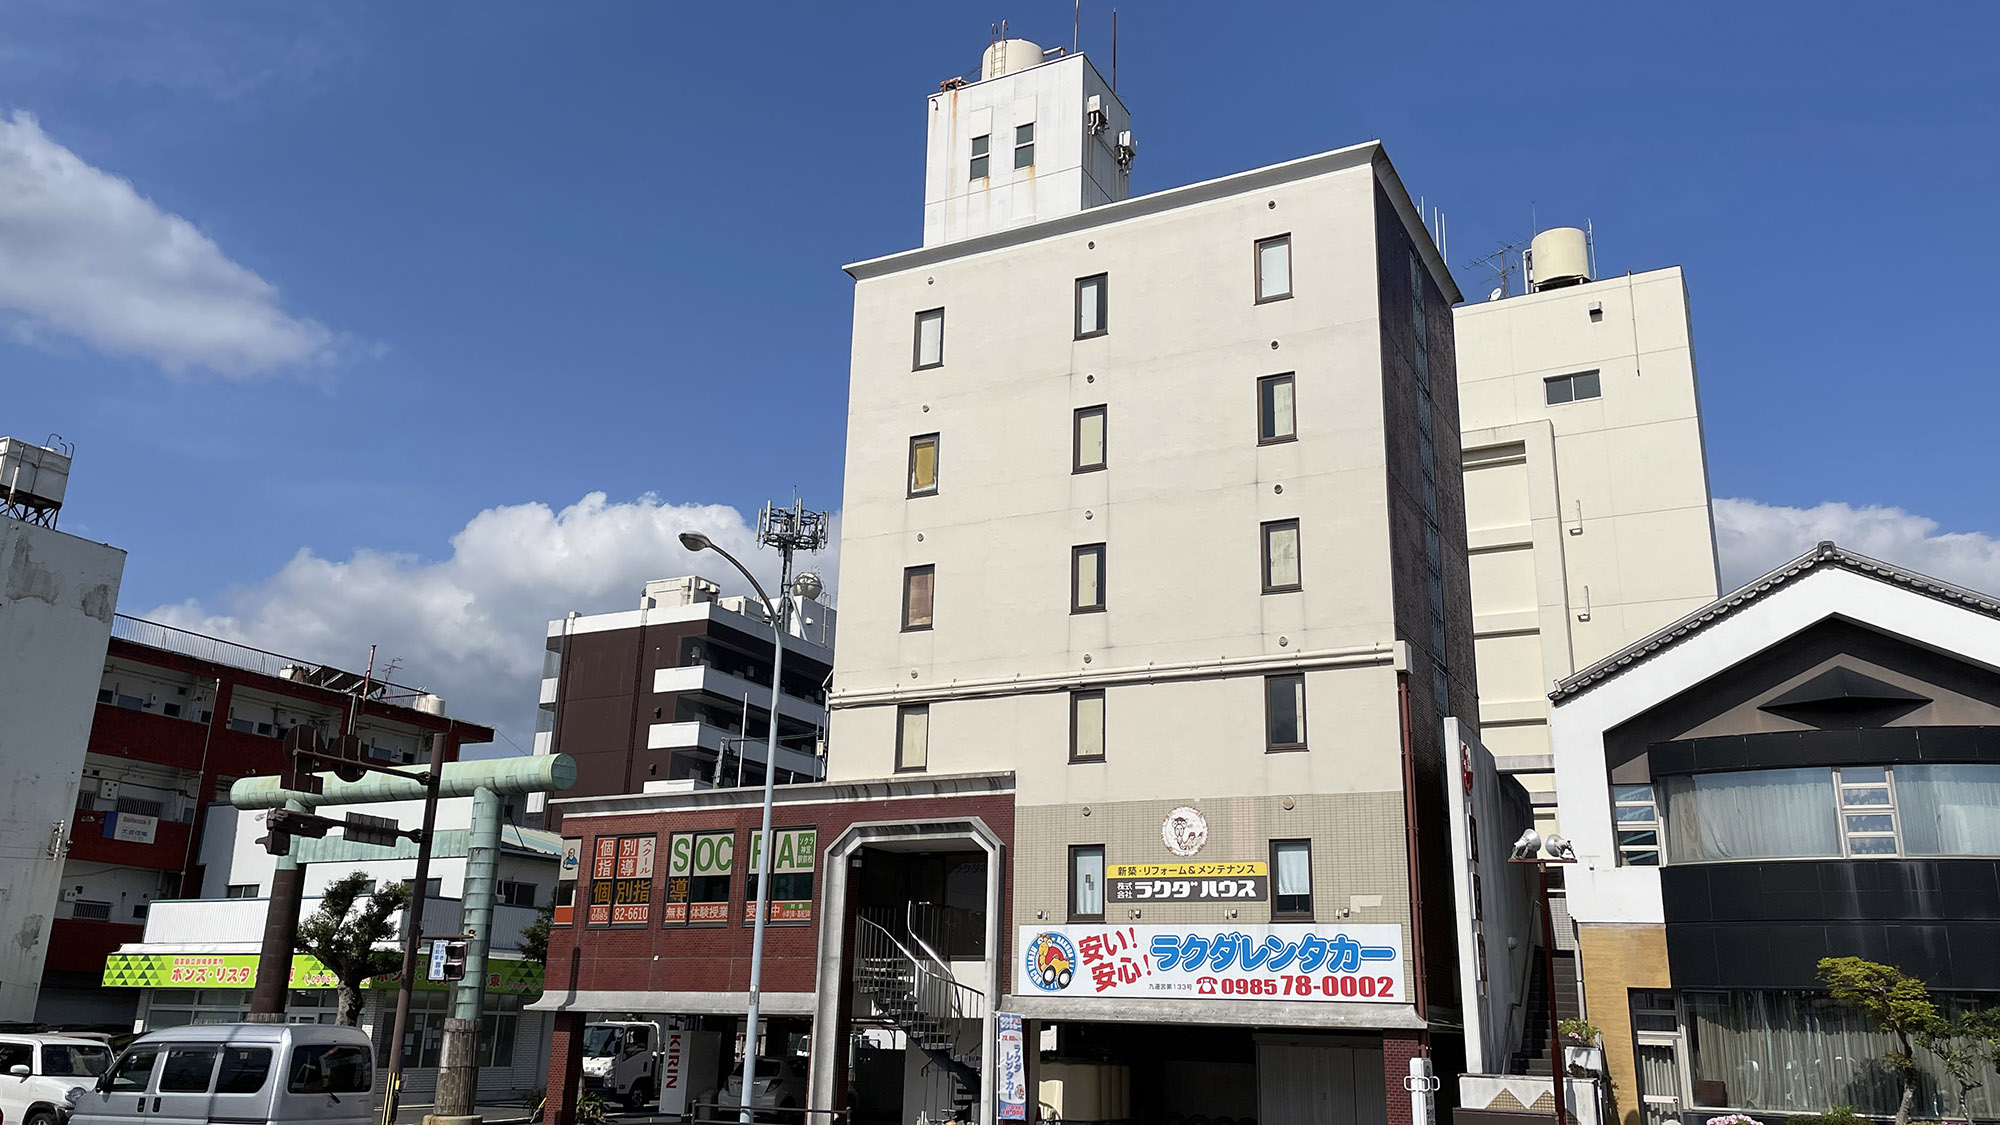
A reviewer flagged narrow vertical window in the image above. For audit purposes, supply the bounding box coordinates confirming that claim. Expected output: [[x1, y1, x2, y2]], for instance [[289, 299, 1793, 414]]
[[1070, 690, 1105, 762], [1613, 784, 1662, 866], [914, 308, 945, 370], [908, 434, 939, 497], [902, 565, 935, 631], [896, 705, 929, 772], [1271, 839, 1313, 918], [1262, 519, 1302, 593], [1069, 844, 1105, 921], [1258, 373, 1296, 444], [1014, 122, 1035, 169], [1075, 274, 1108, 339], [1073, 405, 1107, 473], [970, 134, 990, 180], [1256, 234, 1293, 302], [1266, 673, 1306, 752], [1072, 544, 1106, 614]]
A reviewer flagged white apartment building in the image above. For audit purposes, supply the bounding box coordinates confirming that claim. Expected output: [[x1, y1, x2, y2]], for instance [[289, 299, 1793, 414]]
[[821, 34, 1477, 1123], [1454, 232, 1720, 832]]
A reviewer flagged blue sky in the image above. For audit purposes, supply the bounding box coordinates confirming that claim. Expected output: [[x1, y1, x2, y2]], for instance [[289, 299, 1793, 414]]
[[5, 1, 1997, 749]]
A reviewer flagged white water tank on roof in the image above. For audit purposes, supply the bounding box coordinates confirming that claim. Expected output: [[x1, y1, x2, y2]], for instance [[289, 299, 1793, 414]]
[[1529, 227, 1592, 291], [0, 436, 70, 510], [982, 38, 1045, 80], [414, 694, 446, 716]]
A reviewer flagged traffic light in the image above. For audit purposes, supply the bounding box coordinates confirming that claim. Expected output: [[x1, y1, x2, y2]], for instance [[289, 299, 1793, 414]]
[[258, 808, 334, 856], [281, 728, 326, 796], [439, 940, 467, 981]]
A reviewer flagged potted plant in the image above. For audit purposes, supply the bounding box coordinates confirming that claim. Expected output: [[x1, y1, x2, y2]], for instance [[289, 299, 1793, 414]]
[[1559, 1019, 1604, 1076]]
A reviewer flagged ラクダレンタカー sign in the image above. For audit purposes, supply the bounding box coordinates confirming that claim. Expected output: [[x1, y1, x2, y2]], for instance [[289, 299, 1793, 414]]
[[1019, 923, 1405, 1004]]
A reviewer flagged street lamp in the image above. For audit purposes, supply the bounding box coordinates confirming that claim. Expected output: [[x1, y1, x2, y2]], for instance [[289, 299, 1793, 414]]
[[679, 530, 787, 1125], [1509, 830, 1579, 1125]]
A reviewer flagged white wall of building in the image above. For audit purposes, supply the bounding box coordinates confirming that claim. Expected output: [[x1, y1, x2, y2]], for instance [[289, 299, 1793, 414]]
[[0, 516, 126, 1020], [1454, 266, 1719, 826], [922, 51, 1130, 247]]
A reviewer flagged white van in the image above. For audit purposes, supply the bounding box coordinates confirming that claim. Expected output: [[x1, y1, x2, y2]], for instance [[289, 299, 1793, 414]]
[[64, 1025, 375, 1125], [0, 1034, 115, 1125]]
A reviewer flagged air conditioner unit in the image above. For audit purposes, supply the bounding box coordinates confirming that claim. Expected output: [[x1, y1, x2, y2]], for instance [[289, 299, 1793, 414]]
[[59, 887, 80, 903]]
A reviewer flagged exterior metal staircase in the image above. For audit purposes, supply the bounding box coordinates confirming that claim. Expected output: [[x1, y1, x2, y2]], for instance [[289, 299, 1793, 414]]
[[855, 905, 984, 1121]]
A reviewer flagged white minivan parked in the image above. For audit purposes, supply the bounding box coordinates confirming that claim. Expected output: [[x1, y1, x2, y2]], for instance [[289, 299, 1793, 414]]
[[64, 1025, 374, 1125], [0, 1034, 115, 1125]]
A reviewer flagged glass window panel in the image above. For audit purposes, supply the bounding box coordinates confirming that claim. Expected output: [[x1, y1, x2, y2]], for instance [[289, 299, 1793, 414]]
[[1077, 275, 1106, 337], [214, 1048, 272, 1095], [1071, 692, 1104, 760], [1662, 768, 1840, 862], [1267, 674, 1306, 750], [1573, 370, 1601, 399], [897, 706, 929, 772], [1615, 804, 1659, 824], [1274, 842, 1311, 895], [1841, 765, 1888, 785], [915, 309, 944, 368], [1840, 786, 1891, 807], [1613, 784, 1657, 805], [1545, 376, 1574, 405], [1844, 814, 1895, 834], [909, 436, 938, 495], [1257, 236, 1291, 301], [1263, 521, 1301, 590], [903, 567, 934, 629], [1016, 123, 1034, 144], [1259, 374, 1296, 442], [286, 1045, 371, 1094], [1894, 764, 2000, 855], [1622, 849, 1662, 866], [972, 135, 989, 156], [1073, 545, 1105, 611], [1014, 124, 1034, 169], [159, 1048, 217, 1093], [1071, 847, 1104, 918], [1617, 830, 1660, 850], [1849, 836, 1899, 855], [970, 155, 988, 179], [1074, 407, 1106, 471], [107, 1048, 159, 1092]]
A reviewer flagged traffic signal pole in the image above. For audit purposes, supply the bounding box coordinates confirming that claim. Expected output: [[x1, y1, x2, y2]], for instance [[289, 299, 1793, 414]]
[[247, 796, 309, 1021], [380, 734, 446, 1125]]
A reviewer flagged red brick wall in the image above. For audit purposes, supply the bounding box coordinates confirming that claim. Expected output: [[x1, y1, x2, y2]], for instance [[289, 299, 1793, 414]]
[[547, 792, 1015, 997], [544, 1011, 585, 1125], [1383, 1028, 1428, 1125]]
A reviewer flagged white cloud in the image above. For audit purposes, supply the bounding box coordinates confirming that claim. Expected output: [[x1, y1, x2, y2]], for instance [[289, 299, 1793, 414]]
[[0, 110, 338, 376], [143, 493, 839, 756], [1715, 497, 2000, 596]]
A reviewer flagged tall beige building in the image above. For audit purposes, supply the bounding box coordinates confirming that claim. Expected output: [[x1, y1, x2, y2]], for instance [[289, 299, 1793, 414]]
[[1454, 231, 1720, 831]]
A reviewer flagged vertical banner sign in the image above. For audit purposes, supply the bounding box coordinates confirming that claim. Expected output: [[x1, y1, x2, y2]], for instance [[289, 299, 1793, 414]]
[[995, 1013, 1027, 1121], [744, 827, 818, 923], [665, 832, 735, 925], [559, 838, 582, 881], [658, 1030, 688, 1115], [587, 837, 618, 926], [608, 835, 656, 925]]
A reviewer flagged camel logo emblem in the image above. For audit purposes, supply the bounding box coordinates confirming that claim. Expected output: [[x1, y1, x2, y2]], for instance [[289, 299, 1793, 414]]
[[1162, 806, 1209, 857]]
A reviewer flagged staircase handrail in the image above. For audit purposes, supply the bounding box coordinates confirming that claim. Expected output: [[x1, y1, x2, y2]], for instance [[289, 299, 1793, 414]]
[[854, 914, 984, 1024]]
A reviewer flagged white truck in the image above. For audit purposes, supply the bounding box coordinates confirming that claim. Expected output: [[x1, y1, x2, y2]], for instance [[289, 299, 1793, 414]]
[[580, 1021, 664, 1110]]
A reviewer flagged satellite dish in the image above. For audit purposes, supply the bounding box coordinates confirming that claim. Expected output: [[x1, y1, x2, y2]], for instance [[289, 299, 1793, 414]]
[[1488, 287, 1505, 302]]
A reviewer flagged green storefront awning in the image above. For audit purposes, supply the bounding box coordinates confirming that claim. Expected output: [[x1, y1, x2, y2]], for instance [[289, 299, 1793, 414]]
[[102, 953, 544, 996]]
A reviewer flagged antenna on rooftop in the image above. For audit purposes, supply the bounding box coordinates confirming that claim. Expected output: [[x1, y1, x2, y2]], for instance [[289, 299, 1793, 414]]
[[1466, 239, 1529, 302]]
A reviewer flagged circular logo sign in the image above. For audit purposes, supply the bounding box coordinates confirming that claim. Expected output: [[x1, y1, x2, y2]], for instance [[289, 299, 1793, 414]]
[[1162, 805, 1209, 857], [1023, 931, 1078, 993]]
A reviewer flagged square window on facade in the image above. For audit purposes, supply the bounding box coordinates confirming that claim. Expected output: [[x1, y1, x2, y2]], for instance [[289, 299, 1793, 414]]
[[909, 434, 939, 497], [1069, 844, 1104, 920], [914, 308, 945, 370], [1258, 373, 1297, 443], [970, 134, 990, 180], [1262, 519, 1302, 592], [1271, 839, 1312, 918], [1014, 122, 1035, 169], [1545, 370, 1602, 405], [1266, 673, 1306, 751], [896, 705, 929, 772], [1072, 544, 1106, 613], [1070, 690, 1105, 762], [1076, 274, 1108, 339], [1256, 234, 1293, 302], [1074, 405, 1107, 473], [903, 565, 935, 631]]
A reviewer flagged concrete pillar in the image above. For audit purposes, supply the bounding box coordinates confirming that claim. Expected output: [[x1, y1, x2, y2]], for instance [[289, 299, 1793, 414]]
[[545, 1011, 585, 1125], [432, 785, 502, 1121], [429, 1017, 482, 1125]]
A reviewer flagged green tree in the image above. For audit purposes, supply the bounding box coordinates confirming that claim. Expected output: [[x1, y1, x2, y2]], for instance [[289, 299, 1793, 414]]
[[295, 871, 411, 1026], [519, 894, 555, 965], [1817, 957, 1941, 1125]]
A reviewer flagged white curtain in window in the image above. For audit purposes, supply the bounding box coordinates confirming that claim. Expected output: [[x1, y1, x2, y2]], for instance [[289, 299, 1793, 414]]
[[1266, 523, 1300, 588], [1073, 849, 1103, 916], [1072, 693, 1104, 759], [1895, 764, 2000, 855], [1662, 768, 1838, 861], [898, 707, 928, 770], [1274, 842, 1311, 896], [1076, 409, 1105, 467], [1259, 239, 1291, 300], [917, 311, 943, 367]]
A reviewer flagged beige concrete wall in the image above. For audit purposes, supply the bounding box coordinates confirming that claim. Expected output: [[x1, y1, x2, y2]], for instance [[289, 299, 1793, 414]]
[[1576, 923, 1671, 1125], [1014, 790, 1412, 934]]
